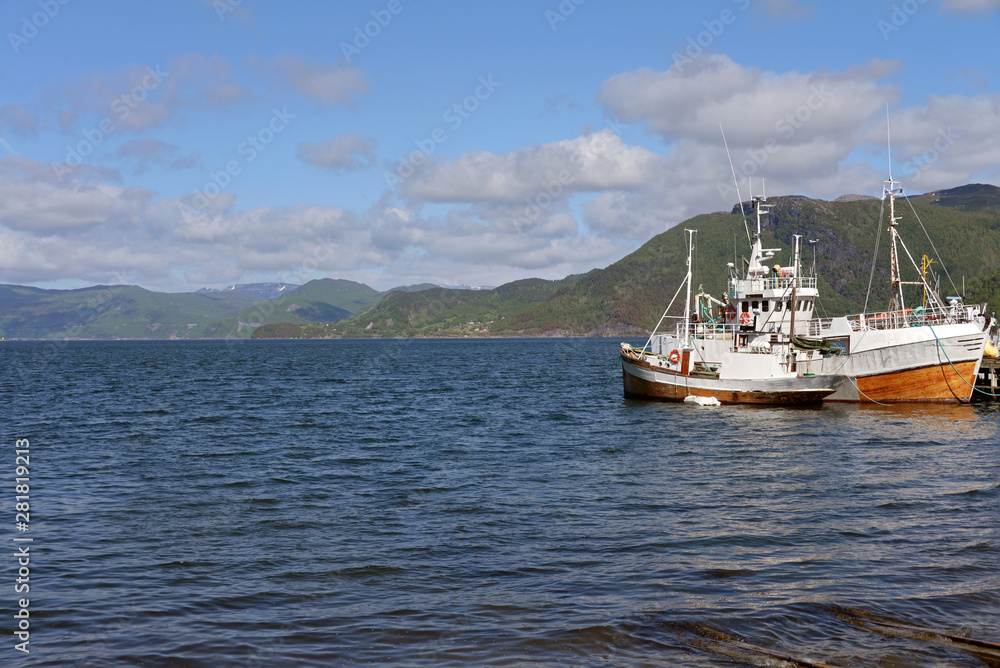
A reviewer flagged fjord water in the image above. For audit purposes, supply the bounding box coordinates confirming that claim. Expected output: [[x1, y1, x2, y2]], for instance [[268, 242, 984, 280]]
[[4, 339, 999, 667]]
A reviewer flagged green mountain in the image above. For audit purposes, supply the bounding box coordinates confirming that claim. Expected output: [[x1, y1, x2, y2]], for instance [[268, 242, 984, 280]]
[[0, 278, 391, 340], [254, 184, 1000, 338], [0, 284, 263, 339], [208, 278, 384, 337]]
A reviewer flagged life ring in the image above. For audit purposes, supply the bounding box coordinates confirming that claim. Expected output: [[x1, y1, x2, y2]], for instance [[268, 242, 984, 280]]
[[725, 305, 737, 320], [668, 349, 680, 364], [739, 311, 753, 326]]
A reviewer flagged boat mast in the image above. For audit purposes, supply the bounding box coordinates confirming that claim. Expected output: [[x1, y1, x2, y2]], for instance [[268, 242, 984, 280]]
[[683, 228, 695, 348], [886, 175, 904, 312], [885, 108, 905, 313], [789, 234, 801, 337]]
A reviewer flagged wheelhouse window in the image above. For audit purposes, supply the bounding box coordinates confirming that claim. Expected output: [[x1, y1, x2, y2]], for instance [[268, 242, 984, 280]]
[[762, 301, 769, 312], [775, 300, 782, 312], [741, 302, 749, 313]]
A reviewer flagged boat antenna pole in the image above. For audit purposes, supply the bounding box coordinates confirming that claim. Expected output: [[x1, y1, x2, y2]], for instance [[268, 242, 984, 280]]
[[885, 107, 903, 312], [790, 234, 801, 339], [683, 228, 695, 349], [720, 124, 752, 247], [887, 103, 892, 183]]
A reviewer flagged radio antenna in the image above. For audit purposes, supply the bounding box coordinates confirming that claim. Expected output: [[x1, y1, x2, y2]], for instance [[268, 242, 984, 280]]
[[886, 103, 892, 182], [720, 124, 751, 246]]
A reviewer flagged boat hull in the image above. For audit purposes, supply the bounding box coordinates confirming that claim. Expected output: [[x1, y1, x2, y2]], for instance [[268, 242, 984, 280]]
[[856, 360, 979, 403], [813, 322, 987, 403], [621, 353, 835, 405]]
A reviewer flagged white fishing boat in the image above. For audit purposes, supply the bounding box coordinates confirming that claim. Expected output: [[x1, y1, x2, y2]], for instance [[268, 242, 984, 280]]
[[793, 171, 989, 403], [620, 195, 840, 404]]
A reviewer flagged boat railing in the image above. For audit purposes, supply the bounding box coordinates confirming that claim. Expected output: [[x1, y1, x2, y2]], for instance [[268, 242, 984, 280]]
[[652, 317, 741, 341], [728, 275, 817, 296], [662, 319, 786, 353], [805, 318, 834, 336], [665, 318, 737, 339], [845, 304, 967, 331]]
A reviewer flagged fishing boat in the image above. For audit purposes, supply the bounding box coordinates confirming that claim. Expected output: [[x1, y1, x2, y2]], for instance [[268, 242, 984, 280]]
[[620, 195, 840, 404], [793, 172, 989, 403]]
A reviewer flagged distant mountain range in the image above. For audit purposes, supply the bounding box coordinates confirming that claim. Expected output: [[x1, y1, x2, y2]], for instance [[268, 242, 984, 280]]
[[196, 283, 300, 299], [3, 184, 999, 340], [0, 279, 423, 340]]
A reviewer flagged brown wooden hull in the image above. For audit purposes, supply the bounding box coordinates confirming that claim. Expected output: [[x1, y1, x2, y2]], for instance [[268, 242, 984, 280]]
[[621, 354, 834, 405], [851, 360, 979, 404]]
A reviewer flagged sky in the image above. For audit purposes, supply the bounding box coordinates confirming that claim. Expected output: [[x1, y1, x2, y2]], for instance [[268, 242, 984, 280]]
[[1, 0, 999, 293]]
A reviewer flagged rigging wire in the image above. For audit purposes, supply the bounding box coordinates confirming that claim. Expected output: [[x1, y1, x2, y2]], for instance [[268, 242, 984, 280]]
[[720, 125, 751, 247], [902, 194, 961, 297], [863, 197, 886, 314]]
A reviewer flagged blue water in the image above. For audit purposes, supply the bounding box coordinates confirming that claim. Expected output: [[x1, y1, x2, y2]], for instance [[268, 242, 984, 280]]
[[3, 339, 999, 666]]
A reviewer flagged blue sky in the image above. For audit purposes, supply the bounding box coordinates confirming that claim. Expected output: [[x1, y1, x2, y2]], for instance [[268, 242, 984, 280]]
[[1, 0, 999, 292]]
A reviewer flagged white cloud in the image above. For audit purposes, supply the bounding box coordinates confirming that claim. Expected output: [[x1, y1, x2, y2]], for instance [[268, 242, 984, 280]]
[[0, 155, 380, 289], [0, 105, 39, 138], [50, 53, 250, 133], [116, 138, 200, 174], [757, 0, 813, 19], [0, 156, 146, 232], [262, 55, 367, 105], [938, 0, 1000, 13], [882, 94, 1000, 190], [405, 130, 664, 203], [599, 55, 897, 147], [298, 133, 376, 172]]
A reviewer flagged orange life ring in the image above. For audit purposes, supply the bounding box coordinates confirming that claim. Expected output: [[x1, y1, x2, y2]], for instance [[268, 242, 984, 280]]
[[668, 349, 680, 364], [739, 312, 753, 326]]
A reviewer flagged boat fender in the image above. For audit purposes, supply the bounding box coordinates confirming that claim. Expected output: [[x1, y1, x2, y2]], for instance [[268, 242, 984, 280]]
[[668, 349, 680, 364]]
